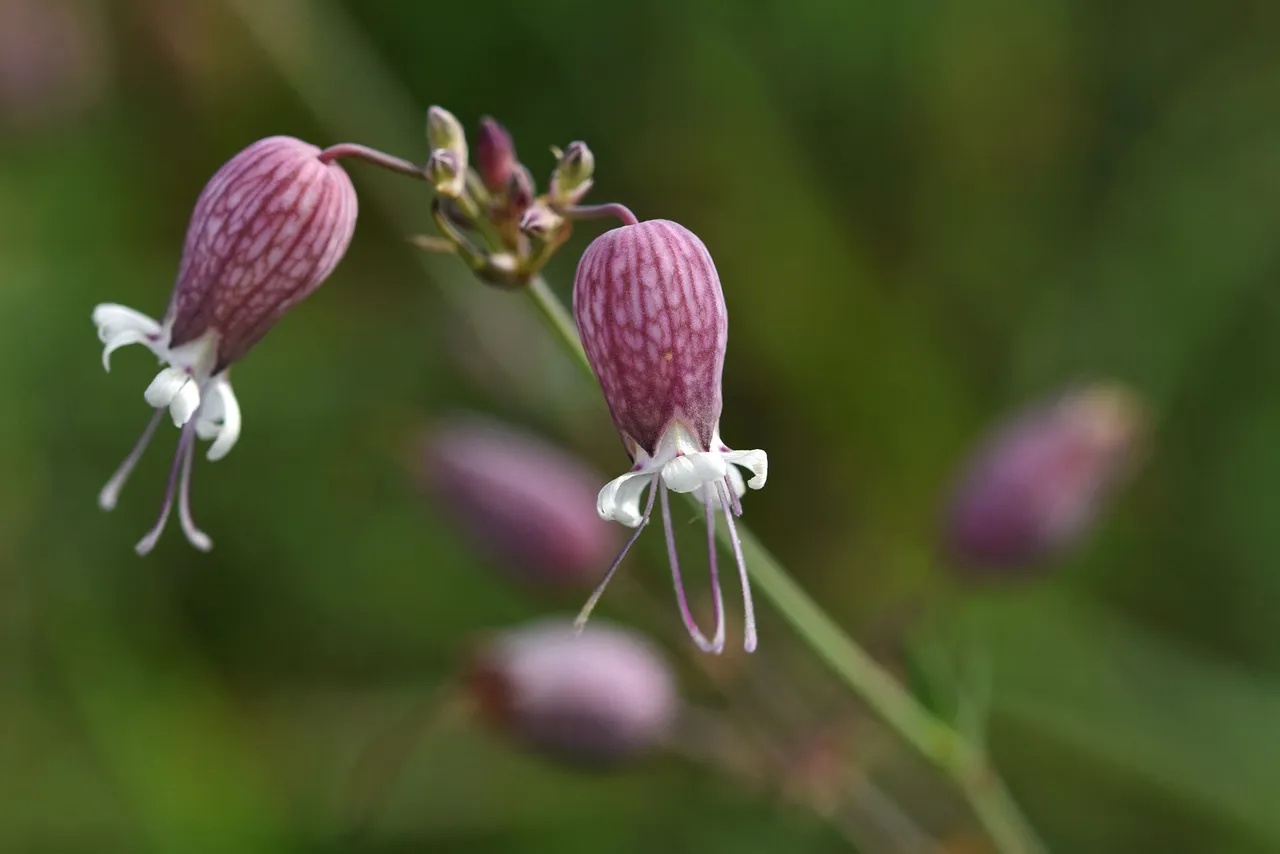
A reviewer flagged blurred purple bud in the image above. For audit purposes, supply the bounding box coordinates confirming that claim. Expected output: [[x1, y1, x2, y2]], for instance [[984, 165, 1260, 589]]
[[573, 220, 768, 653], [944, 384, 1147, 573], [476, 116, 517, 194], [0, 0, 109, 133], [467, 619, 678, 765], [549, 140, 594, 207], [414, 416, 619, 587], [92, 136, 358, 554]]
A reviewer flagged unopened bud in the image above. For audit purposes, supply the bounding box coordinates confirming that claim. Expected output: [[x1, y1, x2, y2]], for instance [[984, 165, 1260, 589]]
[[549, 141, 594, 206], [506, 163, 535, 217], [426, 149, 464, 198], [413, 417, 616, 585], [944, 384, 1146, 574], [518, 202, 564, 239], [476, 116, 516, 194], [426, 106, 467, 197], [467, 619, 678, 765], [426, 105, 465, 157]]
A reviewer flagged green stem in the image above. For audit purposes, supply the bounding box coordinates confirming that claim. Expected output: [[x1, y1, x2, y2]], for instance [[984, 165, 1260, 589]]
[[219, 0, 1043, 844], [525, 276, 1047, 854]]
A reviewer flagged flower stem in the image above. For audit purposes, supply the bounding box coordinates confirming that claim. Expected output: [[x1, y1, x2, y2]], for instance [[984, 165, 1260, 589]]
[[559, 202, 639, 226], [524, 275, 1047, 854], [317, 143, 426, 180]]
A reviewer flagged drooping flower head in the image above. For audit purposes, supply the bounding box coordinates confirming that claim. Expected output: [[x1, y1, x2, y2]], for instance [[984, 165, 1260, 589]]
[[467, 618, 678, 765], [93, 136, 358, 554], [572, 219, 768, 653]]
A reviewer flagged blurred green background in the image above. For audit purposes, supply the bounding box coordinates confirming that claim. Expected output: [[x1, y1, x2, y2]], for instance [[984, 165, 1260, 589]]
[[3, 0, 1280, 852]]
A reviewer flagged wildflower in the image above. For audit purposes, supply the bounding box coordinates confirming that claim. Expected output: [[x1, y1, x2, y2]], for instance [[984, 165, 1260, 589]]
[[413, 416, 619, 589], [944, 383, 1146, 573], [93, 135, 358, 554], [467, 618, 678, 765], [572, 219, 768, 653]]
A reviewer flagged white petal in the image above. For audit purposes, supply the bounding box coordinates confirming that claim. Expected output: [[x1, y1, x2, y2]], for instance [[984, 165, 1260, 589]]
[[194, 391, 223, 441], [169, 382, 201, 428], [144, 367, 200, 427], [203, 378, 241, 461], [101, 329, 155, 372], [94, 304, 164, 371], [695, 464, 745, 506], [724, 448, 768, 489], [597, 471, 656, 527], [93, 303, 162, 339], [144, 366, 189, 408], [660, 451, 727, 494]]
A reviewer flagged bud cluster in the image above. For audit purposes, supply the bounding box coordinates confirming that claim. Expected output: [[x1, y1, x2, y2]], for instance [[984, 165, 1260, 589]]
[[420, 106, 597, 287]]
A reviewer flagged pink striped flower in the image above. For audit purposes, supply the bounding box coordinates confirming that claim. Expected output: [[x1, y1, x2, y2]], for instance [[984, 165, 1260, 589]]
[[93, 136, 358, 554], [573, 219, 767, 653]]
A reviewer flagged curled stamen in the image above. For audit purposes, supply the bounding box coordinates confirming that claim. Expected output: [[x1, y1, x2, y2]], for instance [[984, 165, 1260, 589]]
[[100, 408, 166, 511], [717, 480, 757, 653], [663, 481, 724, 654], [177, 427, 212, 552], [575, 480, 658, 633], [135, 421, 196, 556]]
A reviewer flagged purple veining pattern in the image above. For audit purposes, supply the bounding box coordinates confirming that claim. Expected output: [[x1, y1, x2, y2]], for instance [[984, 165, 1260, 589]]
[[165, 136, 358, 371], [573, 220, 727, 457]]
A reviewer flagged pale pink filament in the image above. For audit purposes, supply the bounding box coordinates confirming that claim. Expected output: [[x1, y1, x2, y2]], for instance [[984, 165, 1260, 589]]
[[135, 420, 195, 555], [574, 480, 659, 633], [718, 480, 757, 652], [662, 481, 724, 654]]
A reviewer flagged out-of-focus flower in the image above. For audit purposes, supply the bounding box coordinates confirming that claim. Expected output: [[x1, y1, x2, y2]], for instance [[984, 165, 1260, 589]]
[[93, 136, 359, 554], [413, 416, 618, 588], [0, 0, 110, 133], [943, 383, 1146, 573], [467, 618, 678, 765], [572, 219, 768, 653]]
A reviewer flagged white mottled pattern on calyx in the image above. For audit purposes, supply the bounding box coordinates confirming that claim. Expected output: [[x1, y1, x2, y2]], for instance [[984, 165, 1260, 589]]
[[165, 136, 359, 371], [572, 219, 727, 455]]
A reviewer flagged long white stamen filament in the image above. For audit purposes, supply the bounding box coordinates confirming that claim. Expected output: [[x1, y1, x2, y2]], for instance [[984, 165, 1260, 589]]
[[177, 429, 212, 551], [574, 479, 658, 633], [135, 422, 195, 556], [718, 480, 757, 653], [663, 481, 723, 654], [99, 408, 166, 511]]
